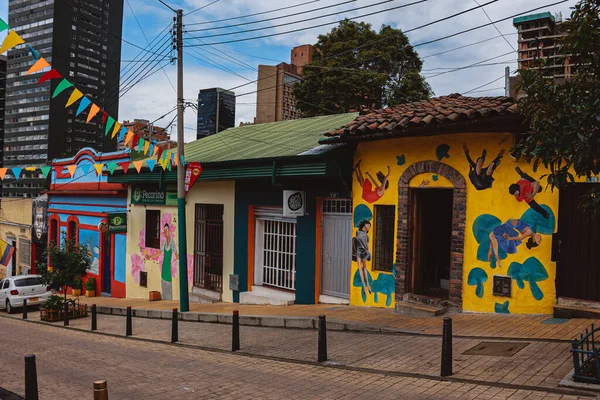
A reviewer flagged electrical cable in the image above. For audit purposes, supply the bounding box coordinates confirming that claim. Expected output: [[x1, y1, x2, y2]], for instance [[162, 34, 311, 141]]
[[463, 72, 513, 94], [184, 33, 256, 71], [473, 0, 517, 52], [184, 49, 253, 81], [425, 51, 515, 79], [185, 0, 221, 17]]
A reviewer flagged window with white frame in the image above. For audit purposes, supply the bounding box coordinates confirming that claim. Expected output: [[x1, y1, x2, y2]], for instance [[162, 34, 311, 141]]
[[254, 207, 297, 291]]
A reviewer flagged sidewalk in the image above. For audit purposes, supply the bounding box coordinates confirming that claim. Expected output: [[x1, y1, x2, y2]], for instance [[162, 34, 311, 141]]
[[71, 296, 600, 341]]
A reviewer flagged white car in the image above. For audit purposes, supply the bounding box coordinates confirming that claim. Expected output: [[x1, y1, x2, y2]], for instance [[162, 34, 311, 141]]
[[0, 275, 51, 314]]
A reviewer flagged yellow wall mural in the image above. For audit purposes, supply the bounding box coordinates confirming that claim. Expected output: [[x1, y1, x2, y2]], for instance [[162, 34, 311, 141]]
[[350, 132, 562, 315]]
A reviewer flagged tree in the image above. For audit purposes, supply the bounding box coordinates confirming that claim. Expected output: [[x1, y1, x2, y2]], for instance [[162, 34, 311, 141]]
[[293, 20, 432, 116], [38, 234, 92, 300], [513, 0, 600, 211]]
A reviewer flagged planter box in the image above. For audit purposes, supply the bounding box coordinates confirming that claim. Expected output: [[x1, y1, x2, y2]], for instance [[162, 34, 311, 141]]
[[149, 291, 161, 301], [40, 304, 88, 322]]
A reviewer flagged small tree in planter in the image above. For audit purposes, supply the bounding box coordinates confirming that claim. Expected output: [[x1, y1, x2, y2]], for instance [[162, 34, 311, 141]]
[[38, 234, 91, 320]]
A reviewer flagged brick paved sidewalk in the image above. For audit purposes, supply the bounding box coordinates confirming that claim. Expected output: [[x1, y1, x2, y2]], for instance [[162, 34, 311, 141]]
[[71, 296, 600, 341]]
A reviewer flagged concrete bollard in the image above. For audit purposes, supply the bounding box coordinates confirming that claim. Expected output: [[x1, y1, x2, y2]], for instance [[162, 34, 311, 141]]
[[126, 306, 132, 336], [171, 308, 178, 343], [24, 354, 38, 400], [93, 380, 109, 400], [91, 304, 97, 331], [22, 298, 27, 320], [440, 317, 453, 377], [232, 310, 240, 351], [318, 315, 327, 362]]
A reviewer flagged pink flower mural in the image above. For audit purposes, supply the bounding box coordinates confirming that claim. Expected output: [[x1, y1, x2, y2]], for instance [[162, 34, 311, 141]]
[[130, 254, 145, 284]]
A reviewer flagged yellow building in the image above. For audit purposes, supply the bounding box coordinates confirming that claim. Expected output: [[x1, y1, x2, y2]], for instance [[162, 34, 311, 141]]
[[322, 94, 597, 315], [0, 198, 33, 278]]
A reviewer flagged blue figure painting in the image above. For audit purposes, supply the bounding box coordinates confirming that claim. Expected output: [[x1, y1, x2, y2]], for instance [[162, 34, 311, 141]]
[[495, 301, 510, 314]]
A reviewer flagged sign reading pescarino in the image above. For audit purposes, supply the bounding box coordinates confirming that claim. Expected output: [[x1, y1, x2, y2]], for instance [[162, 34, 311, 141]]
[[185, 162, 203, 195], [283, 190, 305, 217], [107, 213, 127, 234], [131, 186, 177, 206]]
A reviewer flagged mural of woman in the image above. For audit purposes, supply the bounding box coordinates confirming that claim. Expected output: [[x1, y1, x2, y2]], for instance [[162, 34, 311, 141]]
[[354, 160, 390, 203], [488, 219, 541, 268], [354, 219, 372, 295], [160, 223, 178, 300], [463, 144, 505, 191]]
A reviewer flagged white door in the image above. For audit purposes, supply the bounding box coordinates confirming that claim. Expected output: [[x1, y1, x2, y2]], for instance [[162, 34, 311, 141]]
[[321, 199, 352, 299]]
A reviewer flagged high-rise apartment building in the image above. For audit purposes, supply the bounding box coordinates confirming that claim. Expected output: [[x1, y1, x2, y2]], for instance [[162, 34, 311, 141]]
[[196, 87, 235, 139], [513, 12, 573, 78], [255, 44, 313, 125], [3, 0, 124, 197]]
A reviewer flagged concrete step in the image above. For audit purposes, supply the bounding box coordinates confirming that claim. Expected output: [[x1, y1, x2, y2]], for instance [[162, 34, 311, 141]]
[[554, 304, 600, 319], [191, 286, 221, 301], [395, 301, 446, 317], [239, 286, 295, 306], [188, 293, 219, 304]]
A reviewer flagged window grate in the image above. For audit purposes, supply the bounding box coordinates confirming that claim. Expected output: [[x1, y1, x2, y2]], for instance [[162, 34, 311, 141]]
[[194, 204, 224, 292], [374, 205, 395, 272], [322, 199, 352, 214], [261, 219, 296, 290]]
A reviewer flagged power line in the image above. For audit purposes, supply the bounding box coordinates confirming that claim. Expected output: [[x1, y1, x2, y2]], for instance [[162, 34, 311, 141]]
[[225, 0, 499, 92], [186, 0, 320, 26], [184, 48, 253, 81], [467, 86, 505, 93], [473, 0, 517, 52], [184, 0, 429, 45], [186, 0, 358, 32], [232, 0, 567, 98], [422, 59, 517, 72], [425, 51, 515, 79], [463, 72, 512, 94], [185, 0, 221, 17], [183, 32, 257, 71], [157, 0, 177, 13], [420, 33, 517, 60]]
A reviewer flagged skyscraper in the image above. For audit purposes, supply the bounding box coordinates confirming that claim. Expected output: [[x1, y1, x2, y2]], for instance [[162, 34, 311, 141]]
[[3, 0, 124, 197], [196, 87, 235, 139]]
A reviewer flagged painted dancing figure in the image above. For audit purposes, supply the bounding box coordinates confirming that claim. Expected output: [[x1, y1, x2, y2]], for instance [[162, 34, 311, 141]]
[[354, 160, 390, 204], [463, 144, 505, 191], [354, 220, 372, 295], [509, 167, 549, 219]]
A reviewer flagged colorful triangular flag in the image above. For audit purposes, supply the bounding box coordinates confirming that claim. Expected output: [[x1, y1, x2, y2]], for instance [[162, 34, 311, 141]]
[[80, 164, 90, 175], [37, 68, 61, 84], [118, 126, 127, 142], [133, 161, 143, 173], [166, 159, 172, 171], [159, 158, 168, 170], [0, 30, 24, 54], [26, 57, 50, 76], [180, 155, 185, 166], [0, 17, 8, 33], [40, 166, 51, 179], [66, 89, 83, 108], [106, 162, 117, 175], [124, 130, 134, 146], [131, 135, 140, 150], [101, 111, 108, 124], [157, 148, 163, 161], [52, 79, 73, 98], [53, 166, 63, 176], [87, 104, 100, 123], [27, 44, 40, 61], [111, 122, 121, 139], [174, 155, 178, 167], [94, 164, 104, 175], [137, 138, 145, 153], [0, 168, 6, 180], [25, 167, 36, 172], [149, 144, 154, 158], [143, 140, 150, 155], [105, 116, 115, 136], [152, 146, 159, 158], [146, 159, 156, 171], [120, 161, 130, 174], [11, 167, 23, 180], [66, 165, 77, 177], [76, 97, 92, 116]]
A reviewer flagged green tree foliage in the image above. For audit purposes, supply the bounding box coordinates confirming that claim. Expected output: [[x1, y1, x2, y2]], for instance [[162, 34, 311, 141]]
[[293, 20, 432, 116], [38, 234, 92, 299], [513, 1, 600, 210]]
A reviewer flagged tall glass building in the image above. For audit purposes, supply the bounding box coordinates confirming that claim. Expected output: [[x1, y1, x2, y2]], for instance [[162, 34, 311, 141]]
[[197, 87, 235, 139]]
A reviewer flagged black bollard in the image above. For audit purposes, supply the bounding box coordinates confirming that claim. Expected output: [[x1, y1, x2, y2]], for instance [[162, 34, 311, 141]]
[[171, 308, 178, 343], [318, 314, 327, 362], [63, 300, 69, 327], [24, 354, 39, 400], [22, 298, 28, 320], [232, 310, 240, 351], [126, 306, 132, 336], [91, 304, 97, 331], [93, 380, 109, 400], [440, 317, 453, 377]]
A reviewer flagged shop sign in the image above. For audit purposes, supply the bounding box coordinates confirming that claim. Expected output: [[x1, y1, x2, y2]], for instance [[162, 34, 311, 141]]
[[108, 213, 127, 234]]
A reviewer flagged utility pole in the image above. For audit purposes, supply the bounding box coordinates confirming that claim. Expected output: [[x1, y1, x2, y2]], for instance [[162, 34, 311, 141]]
[[504, 66, 510, 97], [215, 89, 220, 134], [175, 9, 189, 312]]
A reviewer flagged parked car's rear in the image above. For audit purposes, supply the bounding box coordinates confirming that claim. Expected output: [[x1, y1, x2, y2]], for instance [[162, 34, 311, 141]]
[[0, 275, 51, 313]]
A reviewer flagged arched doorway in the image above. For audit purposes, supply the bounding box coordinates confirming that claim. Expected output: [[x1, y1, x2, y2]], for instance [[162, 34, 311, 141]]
[[396, 161, 466, 308]]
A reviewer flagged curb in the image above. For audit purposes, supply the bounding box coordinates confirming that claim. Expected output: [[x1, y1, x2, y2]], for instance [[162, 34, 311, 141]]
[[94, 305, 424, 335]]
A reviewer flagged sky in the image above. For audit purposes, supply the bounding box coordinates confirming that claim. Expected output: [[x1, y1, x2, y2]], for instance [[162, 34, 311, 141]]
[[0, 0, 579, 143]]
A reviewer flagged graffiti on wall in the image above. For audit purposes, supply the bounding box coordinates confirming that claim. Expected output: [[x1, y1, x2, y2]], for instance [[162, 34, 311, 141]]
[[32, 195, 48, 243], [79, 230, 100, 275], [132, 212, 193, 300], [354, 160, 391, 204]]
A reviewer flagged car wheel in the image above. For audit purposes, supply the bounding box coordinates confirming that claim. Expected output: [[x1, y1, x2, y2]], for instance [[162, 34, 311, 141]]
[[6, 300, 14, 314]]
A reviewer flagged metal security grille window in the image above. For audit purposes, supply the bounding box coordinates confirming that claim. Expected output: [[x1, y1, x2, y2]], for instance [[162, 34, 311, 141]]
[[374, 205, 395, 272], [261, 220, 297, 290], [193, 204, 224, 292], [322, 199, 352, 214], [19, 238, 31, 267], [145, 210, 161, 249]]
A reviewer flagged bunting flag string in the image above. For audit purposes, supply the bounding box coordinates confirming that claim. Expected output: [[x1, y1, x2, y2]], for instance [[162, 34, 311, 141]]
[[0, 16, 187, 181]]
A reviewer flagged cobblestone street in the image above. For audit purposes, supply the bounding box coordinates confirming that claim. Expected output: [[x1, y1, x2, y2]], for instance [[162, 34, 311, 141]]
[[1, 314, 598, 399]]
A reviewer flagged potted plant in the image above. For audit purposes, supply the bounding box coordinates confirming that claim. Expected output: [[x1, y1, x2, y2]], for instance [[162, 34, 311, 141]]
[[85, 277, 96, 297], [72, 276, 83, 297]]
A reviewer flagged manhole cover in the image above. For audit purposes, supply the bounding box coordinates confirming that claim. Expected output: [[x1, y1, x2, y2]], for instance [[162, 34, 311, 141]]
[[462, 341, 529, 357]]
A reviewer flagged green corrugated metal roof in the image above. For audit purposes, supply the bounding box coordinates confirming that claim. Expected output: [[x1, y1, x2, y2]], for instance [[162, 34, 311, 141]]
[[184, 113, 357, 163], [513, 12, 554, 25]]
